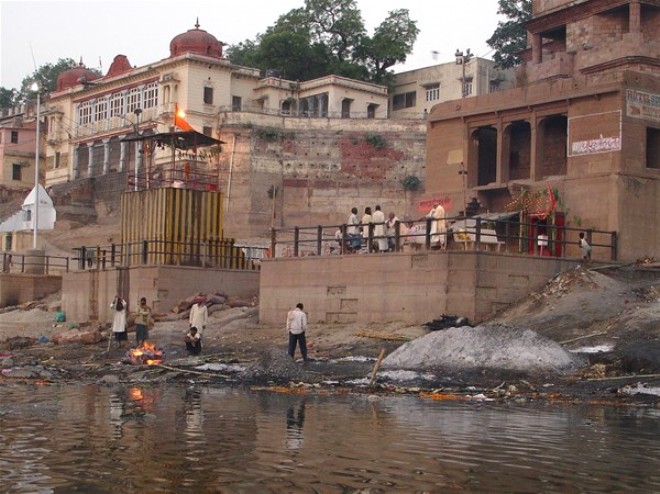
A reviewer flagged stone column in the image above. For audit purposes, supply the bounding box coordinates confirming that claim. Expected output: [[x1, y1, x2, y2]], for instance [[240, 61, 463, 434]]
[[102, 138, 111, 175], [496, 120, 504, 183], [135, 141, 142, 179], [530, 113, 538, 182], [119, 140, 127, 172], [87, 142, 95, 177], [72, 144, 79, 179], [630, 1, 641, 33], [532, 33, 542, 64]]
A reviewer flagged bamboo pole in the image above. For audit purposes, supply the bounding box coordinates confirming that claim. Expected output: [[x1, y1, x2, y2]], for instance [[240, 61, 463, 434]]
[[368, 348, 386, 387]]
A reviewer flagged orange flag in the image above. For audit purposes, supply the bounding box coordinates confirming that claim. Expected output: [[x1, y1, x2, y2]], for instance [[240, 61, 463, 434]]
[[174, 105, 194, 131]]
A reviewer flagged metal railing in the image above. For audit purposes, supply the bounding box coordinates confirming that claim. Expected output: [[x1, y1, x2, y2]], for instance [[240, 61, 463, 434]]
[[72, 239, 266, 271], [127, 165, 219, 192], [1, 252, 70, 275], [269, 215, 618, 261]]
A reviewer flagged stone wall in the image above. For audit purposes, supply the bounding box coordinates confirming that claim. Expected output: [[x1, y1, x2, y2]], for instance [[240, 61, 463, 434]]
[[0, 274, 62, 308], [61, 265, 259, 324], [259, 251, 581, 326], [218, 114, 427, 241]]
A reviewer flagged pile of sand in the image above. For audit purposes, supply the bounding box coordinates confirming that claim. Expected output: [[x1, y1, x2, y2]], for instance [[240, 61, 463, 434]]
[[382, 324, 586, 375]]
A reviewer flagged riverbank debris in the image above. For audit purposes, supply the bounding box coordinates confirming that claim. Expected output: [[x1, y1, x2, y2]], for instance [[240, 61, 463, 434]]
[[354, 330, 411, 341]]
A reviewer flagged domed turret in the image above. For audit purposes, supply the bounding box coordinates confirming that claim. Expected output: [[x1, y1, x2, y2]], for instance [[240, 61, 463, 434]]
[[55, 60, 101, 91], [169, 20, 223, 59]]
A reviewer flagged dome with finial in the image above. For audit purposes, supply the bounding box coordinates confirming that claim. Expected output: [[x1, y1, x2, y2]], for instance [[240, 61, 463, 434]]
[[55, 59, 101, 91], [169, 19, 223, 59]]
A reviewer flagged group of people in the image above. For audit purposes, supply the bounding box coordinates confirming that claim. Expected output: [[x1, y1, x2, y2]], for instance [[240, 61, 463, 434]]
[[342, 202, 448, 253], [110, 295, 153, 349], [110, 293, 208, 356], [343, 205, 402, 253]]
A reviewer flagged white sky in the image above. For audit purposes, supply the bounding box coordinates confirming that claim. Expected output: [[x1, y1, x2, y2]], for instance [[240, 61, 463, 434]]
[[0, 0, 504, 89]]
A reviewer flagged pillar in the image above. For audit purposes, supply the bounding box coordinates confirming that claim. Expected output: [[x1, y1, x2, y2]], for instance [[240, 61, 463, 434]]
[[102, 138, 111, 175], [532, 33, 542, 64], [530, 113, 539, 182], [72, 144, 80, 179], [87, 142, 94, 177], [496, 119, 504, 184], [630, 1, 641, 33], [119, 140, 127, 172]]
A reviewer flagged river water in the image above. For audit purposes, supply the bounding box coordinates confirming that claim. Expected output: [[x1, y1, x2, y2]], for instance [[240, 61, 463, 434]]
[[0, 383, 658, 493]]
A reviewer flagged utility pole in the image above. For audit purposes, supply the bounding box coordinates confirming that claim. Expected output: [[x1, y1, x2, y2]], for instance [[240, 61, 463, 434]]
[[455, 48, 473, 98]]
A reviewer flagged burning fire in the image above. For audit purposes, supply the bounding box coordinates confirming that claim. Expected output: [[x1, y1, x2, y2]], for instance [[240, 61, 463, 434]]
[[128, 342, 164, 366]]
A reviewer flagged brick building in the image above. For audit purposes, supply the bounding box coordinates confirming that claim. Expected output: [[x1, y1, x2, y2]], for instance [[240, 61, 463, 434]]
[[426, 0, 660, 262]]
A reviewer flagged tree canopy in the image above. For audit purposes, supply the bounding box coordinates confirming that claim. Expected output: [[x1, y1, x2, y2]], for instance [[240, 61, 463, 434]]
[[0, 58, 103, 108], [487, 0, 532, 68], [226, 0, 418, 84]]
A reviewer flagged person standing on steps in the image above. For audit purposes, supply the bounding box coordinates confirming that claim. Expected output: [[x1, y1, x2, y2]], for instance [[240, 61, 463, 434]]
[[286, 303, 308, 362]]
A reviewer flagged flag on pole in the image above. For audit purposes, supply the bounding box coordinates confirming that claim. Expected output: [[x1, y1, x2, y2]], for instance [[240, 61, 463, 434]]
[[174, 104, 194, 131]]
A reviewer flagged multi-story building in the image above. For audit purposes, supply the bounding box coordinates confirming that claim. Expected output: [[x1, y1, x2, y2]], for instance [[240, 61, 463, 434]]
[[425, 0, 660, 262], [43, 22, 390, 188], [390, 57, 516, 119], [0, 105, 39, 189]]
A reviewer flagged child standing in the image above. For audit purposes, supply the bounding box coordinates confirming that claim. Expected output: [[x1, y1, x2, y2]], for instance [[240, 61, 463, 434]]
[[579, 232, 592, 260], [134, 297, 151, 347]]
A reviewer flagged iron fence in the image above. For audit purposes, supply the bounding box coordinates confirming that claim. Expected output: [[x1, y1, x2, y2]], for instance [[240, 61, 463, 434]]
[[269, 215, 618, 261], [72, 239, 265, 271], [1, 252, 69, 275]]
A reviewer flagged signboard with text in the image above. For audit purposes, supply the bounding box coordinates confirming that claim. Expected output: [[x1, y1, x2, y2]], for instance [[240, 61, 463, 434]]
[[567, 111, 621, 157], [626, 88, 660, 125]]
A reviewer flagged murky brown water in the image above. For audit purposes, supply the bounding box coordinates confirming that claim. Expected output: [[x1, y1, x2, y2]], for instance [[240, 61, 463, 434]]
[[0, 384, 658, 493]]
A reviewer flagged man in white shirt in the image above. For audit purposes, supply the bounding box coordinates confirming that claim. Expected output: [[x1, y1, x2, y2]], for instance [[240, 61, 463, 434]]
[[286, 303, 308, 362], [189, 295, 208, 336]]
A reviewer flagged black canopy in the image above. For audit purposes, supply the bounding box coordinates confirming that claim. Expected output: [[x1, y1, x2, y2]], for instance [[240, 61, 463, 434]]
[[122, 130, 224, 150]]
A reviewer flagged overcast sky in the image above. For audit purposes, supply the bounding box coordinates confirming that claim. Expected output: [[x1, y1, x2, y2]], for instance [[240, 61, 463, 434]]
[[0, 0, 504, 90]]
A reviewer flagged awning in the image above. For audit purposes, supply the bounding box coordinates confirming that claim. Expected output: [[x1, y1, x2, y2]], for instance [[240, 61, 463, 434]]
[[122, 130, 224, 150], [450, 211, 520, 231], [473, 211, 520, 222]]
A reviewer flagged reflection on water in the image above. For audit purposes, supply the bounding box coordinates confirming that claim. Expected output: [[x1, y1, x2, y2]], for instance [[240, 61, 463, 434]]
[[0, 384, 659, 493]]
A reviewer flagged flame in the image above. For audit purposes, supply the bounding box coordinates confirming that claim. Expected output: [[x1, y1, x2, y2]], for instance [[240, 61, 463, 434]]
[[130, 387, 144, 401], [128, 342, 164, 366]]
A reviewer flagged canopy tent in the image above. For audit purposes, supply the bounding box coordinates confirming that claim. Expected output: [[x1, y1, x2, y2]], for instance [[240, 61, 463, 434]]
[[121, 130, 224, 149]]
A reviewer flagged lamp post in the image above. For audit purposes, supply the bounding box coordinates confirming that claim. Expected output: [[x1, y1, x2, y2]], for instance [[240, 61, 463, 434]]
[[455, 48, 473, 98], [30, 82, 41, 249]]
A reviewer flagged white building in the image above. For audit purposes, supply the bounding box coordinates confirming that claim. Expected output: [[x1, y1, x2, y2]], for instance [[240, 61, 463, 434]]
[[390, 57, 516, 119]]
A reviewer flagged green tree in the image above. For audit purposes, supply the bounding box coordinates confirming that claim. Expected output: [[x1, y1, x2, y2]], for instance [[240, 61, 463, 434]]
[[0, 88, 17, 108], [226, 0, 418, 84], [17, 58, 81, 101], [304, 0, 365, 62], [0, 58, 100, 107], [357, 9, 420, 83], [487, 0, 532, 68]]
